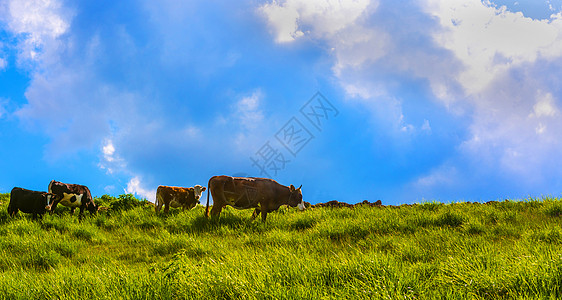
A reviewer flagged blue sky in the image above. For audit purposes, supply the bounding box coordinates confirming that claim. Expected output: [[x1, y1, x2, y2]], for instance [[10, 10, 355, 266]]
[[2, 0, 562, 205]]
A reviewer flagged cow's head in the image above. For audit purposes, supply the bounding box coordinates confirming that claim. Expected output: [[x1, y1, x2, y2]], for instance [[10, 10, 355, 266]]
[[45, 193, 61, 211], [87, 200, 99, 214], [193, 185, 207, 203], [288, 184, 304, 210]]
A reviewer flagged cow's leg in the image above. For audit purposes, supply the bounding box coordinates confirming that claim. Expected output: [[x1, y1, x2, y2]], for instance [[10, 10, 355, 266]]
[[8, 206, 16, 217], [251, 208, 260, 220], [209, 183, 227, 218], [78, 206, 85, 221], [210, 205, 223, 218], [261, 211, 268, 222], [164, 202, 170, 214]]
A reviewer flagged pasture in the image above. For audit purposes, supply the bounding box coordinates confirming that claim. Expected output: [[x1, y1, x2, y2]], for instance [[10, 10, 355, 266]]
[[1, 192, 562, 299]]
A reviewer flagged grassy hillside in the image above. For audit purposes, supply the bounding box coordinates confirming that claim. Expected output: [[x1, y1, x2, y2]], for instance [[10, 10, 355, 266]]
[[1, 193, 562, 299]]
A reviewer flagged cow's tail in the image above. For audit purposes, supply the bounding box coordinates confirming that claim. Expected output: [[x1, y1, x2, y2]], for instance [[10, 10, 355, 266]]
[[205, 177, 212, 218], [154, 187, 161, 213], [7, 188, 15, 216]]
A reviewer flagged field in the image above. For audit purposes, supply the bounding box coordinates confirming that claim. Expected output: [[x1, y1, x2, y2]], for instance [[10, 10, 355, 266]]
[[1, 193, 562, 299]]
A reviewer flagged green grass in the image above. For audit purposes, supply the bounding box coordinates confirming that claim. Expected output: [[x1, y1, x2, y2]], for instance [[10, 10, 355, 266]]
[[2, 194, 562, 298]]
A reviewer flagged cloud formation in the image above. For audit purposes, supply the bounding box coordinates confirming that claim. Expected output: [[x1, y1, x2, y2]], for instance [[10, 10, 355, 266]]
[[1, 0, 72, 67], [426, 0, 562, 95], [260, 0, 372, 43], [125, 176, 156, 203], [260, 0, 562, 199]]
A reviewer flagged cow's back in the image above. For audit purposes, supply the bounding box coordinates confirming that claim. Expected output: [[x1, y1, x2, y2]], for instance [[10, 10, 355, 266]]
[[9, 187, 47, 214], [233, 177, 285, 196], [50, 181, 92, 202], [10, 187, 38, 203], [10, 187, 25, 199], [156, 185, 172, 203]]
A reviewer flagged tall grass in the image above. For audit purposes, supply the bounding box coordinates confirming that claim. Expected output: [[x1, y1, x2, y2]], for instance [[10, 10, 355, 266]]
[[1, 194, 562, 298]]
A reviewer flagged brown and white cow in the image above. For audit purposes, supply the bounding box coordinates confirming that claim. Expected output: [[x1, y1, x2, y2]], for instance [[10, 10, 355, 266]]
[[8, 187, 60, 219], [48, 180, 98, 219], [205, 175, 304, 222], [155, 185, 207, 213]]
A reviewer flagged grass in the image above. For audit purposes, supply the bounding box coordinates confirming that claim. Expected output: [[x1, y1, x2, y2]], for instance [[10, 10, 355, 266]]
[[1, 193, 562, 298]]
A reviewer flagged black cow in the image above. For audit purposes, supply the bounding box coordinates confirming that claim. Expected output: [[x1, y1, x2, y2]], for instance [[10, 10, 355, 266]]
[[8, 187, 60, 219], [48, 180, 98, 219]]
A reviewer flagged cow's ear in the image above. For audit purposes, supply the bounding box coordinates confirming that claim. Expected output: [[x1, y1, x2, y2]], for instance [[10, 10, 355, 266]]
[[290, 184, 295, 191], [202, 187, 207, 191]]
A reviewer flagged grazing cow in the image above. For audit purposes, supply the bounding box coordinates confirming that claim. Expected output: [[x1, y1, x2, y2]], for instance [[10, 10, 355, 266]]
[[8, 187, 60, 219], [155, 185, 207, 213], [48, 180, 98, 218], [205, 175, 304, 222]]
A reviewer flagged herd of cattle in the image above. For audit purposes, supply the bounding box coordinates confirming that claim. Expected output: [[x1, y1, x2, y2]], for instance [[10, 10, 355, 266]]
[[7, 176, 305, 221]]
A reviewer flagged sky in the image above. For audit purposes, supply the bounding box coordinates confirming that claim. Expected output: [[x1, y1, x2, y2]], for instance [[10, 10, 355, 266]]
[[1, 0, 562, 205]]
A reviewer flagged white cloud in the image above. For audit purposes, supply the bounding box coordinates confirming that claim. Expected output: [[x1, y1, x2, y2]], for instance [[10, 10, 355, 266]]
[[221, 89, 275, 155], [530, 91, 559, 118], [260, 0, 413, 140], [6, 0, 69, 38], [104, 185, 116, 194], [536, 123, 547, 135], [98, 139, 126, 174], [417, 1, 562, 191], [125, 176, 156, 203], [260, 0, 372, 43], [259, 1, 302, 43], [102, 141, 115, 161], [261, 0, 562, 198], [260, 0, 388, 75], [0, 98, 8, 119], [457, 77, 562, 186], [414, 164, 458, 189], [0, 40, 5, 71], [425, 0, 562, 95], [259, 0, 459, 134], [421, 119, 431, 132], [236, 90, 264, 130], [2, 0, 73, 66]]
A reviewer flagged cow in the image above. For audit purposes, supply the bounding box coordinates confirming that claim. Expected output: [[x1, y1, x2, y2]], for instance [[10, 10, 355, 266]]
[[205, 175, 304, 222], [155, 185, 207, 213], [48, 180, 98, 218], [8, 187, 60, 219]]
